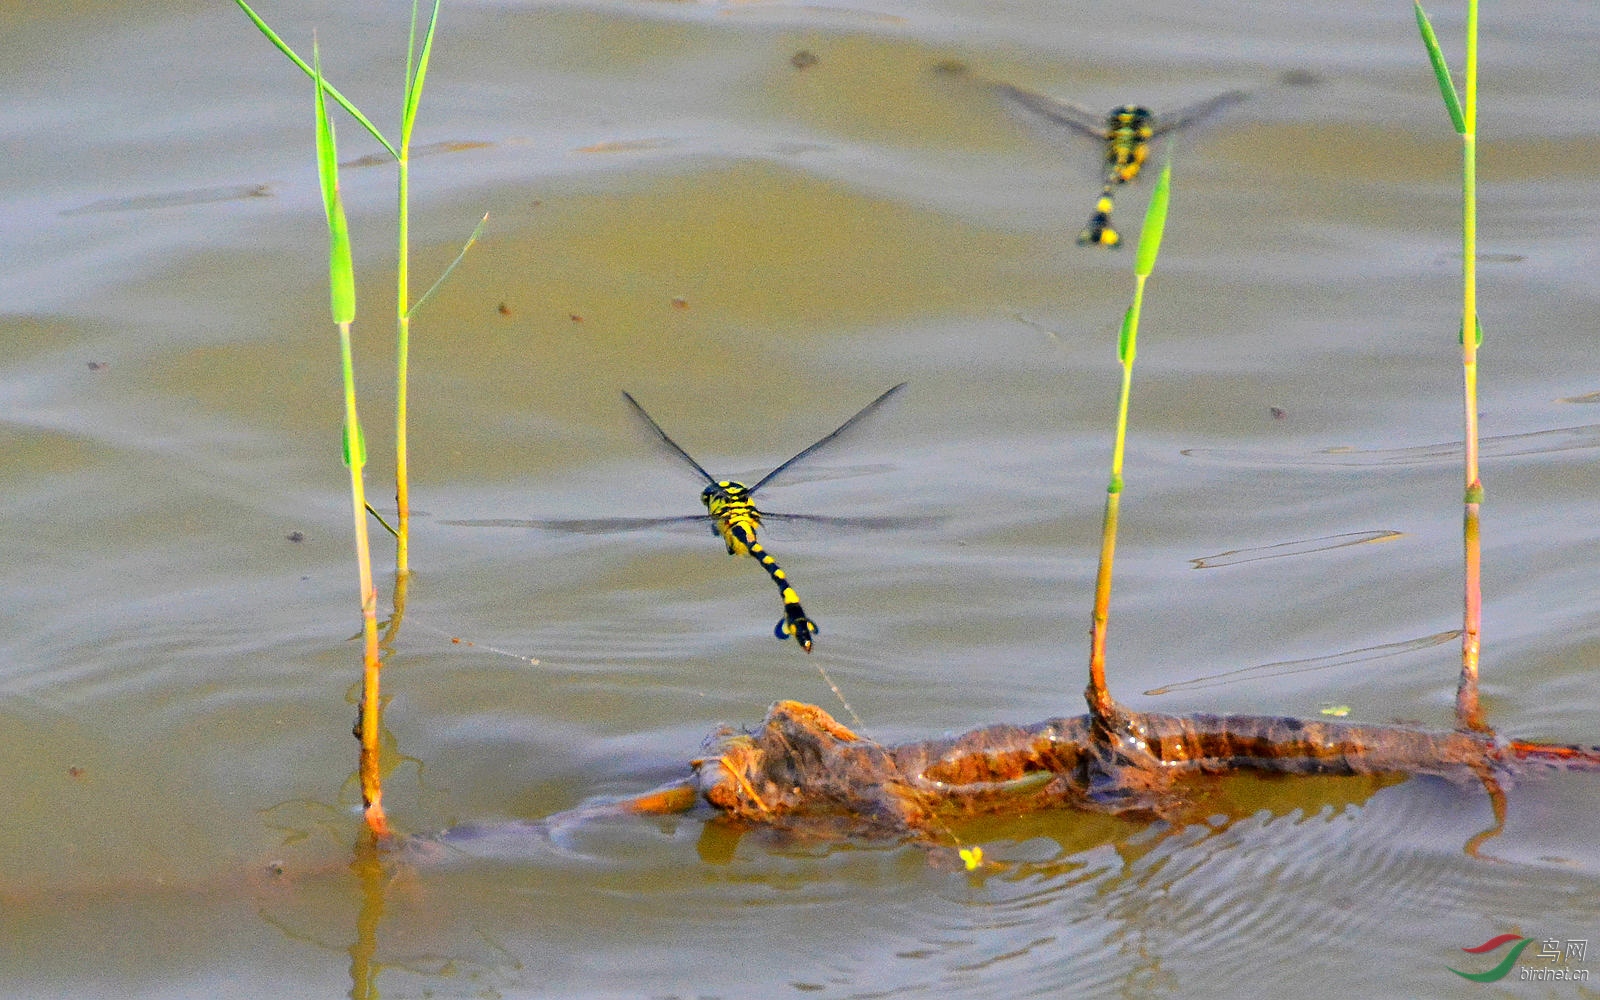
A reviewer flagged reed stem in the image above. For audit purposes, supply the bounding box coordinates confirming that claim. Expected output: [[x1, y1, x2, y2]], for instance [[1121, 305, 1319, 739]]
[[343, 321, 389, 834], [391, 0, 442, 576], [308, 41, 390, 835], [237, 1, 473, 832], [1456, 0, 1484, 730], [1414, 0, 1485, 729], [1086, 161, 1172, 728]]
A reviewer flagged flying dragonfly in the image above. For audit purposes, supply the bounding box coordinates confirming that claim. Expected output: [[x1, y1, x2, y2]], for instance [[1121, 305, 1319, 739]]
[[446, 383, 910, 652], [992, 80, 1247, 247]]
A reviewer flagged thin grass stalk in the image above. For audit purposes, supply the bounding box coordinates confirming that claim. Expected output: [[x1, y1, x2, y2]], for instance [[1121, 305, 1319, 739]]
[[314, 44, 389, 836], [1086, 162, 1172, 726], [392, 1, 442, 575], [1415, 0, 1484, 729], [1456, 0, 1484, 730], [394, 166, 413, 575]]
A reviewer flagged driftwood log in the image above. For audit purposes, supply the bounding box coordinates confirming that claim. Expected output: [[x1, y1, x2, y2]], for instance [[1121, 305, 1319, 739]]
[[532, 699, 1600, 846]]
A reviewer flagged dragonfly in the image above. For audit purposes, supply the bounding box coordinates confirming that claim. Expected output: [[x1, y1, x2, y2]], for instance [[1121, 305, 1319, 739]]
[[446, 383, 910, 652], [992, 81, 1247, 247]]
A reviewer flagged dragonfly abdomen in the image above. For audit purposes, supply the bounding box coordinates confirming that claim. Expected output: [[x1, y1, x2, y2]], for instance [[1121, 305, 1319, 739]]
[[723, 520, 818, 653], [703, 481, 818, 651], [1077, 186, 1121, 247]]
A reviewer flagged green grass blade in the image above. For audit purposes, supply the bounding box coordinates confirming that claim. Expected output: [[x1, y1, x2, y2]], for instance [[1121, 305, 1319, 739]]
[[401, 0, 444, 149], [408, 212, 489, 319], [1133, 160, 1173, 278], [1117, 305, 1137, 369], [342, 414, 368, 469], [233, 0, 399, 160], [1414, 1, 1467, 134], [313, 44, 357, 326]]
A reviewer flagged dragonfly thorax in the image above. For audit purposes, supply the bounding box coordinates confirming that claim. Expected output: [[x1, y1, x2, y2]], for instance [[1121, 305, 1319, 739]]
[[702, 481, 762, 555], [1104, 106, 1155, 185], [701, 480, 755, 511]]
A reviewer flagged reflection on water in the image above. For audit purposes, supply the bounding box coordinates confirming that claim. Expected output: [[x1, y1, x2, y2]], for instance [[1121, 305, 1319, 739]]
[[59, 183, 276, 216], [237, 762, 1562, 999], [6, 0, 1600, 997], [1188, 528, 1403, 569], [1144, 631, 1460, 697], [1182, 424, 1600, 467]]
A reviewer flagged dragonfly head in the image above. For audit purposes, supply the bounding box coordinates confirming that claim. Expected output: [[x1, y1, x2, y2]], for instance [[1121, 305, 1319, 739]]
[[701, 480, 752, 516], [1108, 105, 1155, 131]]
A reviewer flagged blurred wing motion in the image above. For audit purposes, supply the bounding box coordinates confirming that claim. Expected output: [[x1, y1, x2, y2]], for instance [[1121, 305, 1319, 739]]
[[993, 84, 1110, 140], [441, 512, 932, 534]]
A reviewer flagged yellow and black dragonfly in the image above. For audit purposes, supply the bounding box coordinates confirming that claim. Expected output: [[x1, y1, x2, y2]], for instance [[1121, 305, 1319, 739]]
[[991, 79, 1247, 247], [447, 383, 909, 653]]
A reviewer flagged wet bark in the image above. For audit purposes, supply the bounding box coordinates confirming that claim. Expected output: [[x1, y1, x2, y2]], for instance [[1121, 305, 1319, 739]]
[[676, 700, 1600, 838]]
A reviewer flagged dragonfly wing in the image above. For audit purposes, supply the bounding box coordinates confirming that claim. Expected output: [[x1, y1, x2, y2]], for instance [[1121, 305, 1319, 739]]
[[621, 390, 717, 484], [1151, 89, 1249, 136], [441, 515, 712, 534], [749, 383, 907, 494], [759, 511, 943, 532], [993, 84, 1109, 140]]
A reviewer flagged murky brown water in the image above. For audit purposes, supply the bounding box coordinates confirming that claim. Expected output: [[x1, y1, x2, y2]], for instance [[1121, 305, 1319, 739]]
[[4, 1, 1600, 996]]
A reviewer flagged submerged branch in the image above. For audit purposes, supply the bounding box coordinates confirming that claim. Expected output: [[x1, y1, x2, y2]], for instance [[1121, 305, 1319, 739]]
[[526, 701, 1600, 845]]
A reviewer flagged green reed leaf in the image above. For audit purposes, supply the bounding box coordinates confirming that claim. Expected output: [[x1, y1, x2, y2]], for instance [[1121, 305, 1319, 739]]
[[233, 0, 398, 160], [342, 417, 368, 469], [1133, 161, 1172, 278], [1117, 305, 1137, 367], [400, 0, 444, 149], [313, 44, 356, 325], [408, 213, 489, 319], [1414, 1, 1467, 134]]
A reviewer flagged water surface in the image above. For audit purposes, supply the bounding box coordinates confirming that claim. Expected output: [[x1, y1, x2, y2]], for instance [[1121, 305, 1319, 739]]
[[4, 1, 1600, 996]]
